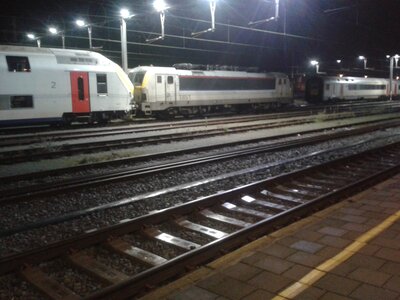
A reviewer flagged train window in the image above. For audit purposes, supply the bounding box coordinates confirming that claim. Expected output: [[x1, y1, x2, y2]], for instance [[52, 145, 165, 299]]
[[10, 95, 33, 108], [6, 56, 31, 72], [168, 76, 174, 84], [96, 74, 108, 94], [325, 84, 330, 90], [129, 71, 146, 85], [278, 79, 282, 85], [157, 76, 162, 83], [283, 79, 287, 84], [78, 77, 85, 101]]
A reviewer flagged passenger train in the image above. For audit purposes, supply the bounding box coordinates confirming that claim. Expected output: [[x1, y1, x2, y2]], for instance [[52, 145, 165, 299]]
[[0, 45, 133, 126], [128, 64, 293, 117], [305, 75, 399, 103]]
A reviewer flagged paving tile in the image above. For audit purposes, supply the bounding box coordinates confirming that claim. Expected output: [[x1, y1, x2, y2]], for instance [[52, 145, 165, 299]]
[[241, 289, 274, 300], [379, 261, 400, 276], [287, 251, 325, 268], [375, 247, 400, 263], [348, 267, 391, 286], [384, 275, 400, 293], [241, 252, 268, 265], [290, 240, 324, 254], [168, 286, 219, 300], [281, 264, 314, 282], [290, 285, 325, 300], [248, 270, 292, 293], [318, 226, 347, 237], [221, 262, 262, 281], [346, 253, 386, 270], [320, 292, 350, 300], [340, 207, 364, 216], [328, 261, 358, 277], [333, 214, 367, 224], [314, 273, 360, 296], [251, 255, 294, 274], [341, 222, 371, 233], [318, 235, 352, 248], [293, 229, 323, 242], [316, 246, 341, 260], [350, 283, 399, 300], [276, 236, 299, 247], [197, 273, 256, 300], [258, 243, 296, 258], [371, 237, 400, 250]]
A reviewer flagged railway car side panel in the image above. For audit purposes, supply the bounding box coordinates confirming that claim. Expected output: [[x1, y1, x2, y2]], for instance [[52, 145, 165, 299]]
[[0, 52, 70, 125]]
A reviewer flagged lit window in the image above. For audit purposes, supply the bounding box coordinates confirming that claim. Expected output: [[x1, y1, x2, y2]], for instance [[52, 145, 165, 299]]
[[6, 56, 31, 72]]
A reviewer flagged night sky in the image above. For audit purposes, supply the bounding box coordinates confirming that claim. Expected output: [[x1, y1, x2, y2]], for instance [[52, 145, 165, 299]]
[[1, 0, 400, 76]]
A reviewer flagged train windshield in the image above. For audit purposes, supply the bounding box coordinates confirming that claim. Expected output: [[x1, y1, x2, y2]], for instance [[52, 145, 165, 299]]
[[129, 71, 146, 86]]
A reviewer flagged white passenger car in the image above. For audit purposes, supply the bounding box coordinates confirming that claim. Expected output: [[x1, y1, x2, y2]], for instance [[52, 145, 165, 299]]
[[305, 75, 399, 103], [128, 65, 292, 117], [0, 45, 133, 126]]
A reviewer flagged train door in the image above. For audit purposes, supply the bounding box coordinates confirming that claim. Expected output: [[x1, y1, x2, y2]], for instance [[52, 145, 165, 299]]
[[340, 84, 344, 99], [165, 75, 176, 102], [155, 74, 177, 102], [70, 72, 90, 113], [277, 78, 283, 97]]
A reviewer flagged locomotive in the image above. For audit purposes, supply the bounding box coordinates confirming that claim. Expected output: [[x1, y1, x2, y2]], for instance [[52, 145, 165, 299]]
[[305, 75, 399, 103], [0, 45, 134, 126], [128, 64, 292, 117]]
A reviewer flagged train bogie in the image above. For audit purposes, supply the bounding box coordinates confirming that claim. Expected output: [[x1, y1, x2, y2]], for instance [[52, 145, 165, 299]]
[[0, 45, 133, 126]]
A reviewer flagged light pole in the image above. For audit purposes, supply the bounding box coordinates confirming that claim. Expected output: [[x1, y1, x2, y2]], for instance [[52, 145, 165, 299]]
[[146, 0, 168, 42], [27, 33, 41, 48], [49, 27, 65, 49], [358, 55, 367, 69], [389, 55, 399, 101], [120, 8, 134, 73], [76, 19, 92, 49], [310, 60, 319, 74]]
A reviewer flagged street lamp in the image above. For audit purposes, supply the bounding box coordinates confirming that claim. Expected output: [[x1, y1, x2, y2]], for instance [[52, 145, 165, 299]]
[[27, 33, 41, 48], [192, 0, 217, 37], [76, 19, 93, 49], [49, 27, 65, 49], [146, 0, 168, 43], [120, 8, 134, 73], [310, 60, 319, 74], [358, 55, 367, 69], [336, 59, 342, 64]]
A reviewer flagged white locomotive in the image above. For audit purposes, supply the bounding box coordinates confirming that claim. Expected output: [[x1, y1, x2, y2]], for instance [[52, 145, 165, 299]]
[[305, 75, 399, 103], [0, 45, 134, 126], [128, 64, 292, 117]]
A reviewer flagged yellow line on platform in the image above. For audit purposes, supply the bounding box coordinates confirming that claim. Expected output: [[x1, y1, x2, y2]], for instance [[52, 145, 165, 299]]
[[273, 209, 400, 300]]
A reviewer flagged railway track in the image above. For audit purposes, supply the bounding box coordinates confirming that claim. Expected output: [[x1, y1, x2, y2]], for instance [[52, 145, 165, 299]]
[[2, 108, 400, 166], [1, 141, 399, 299], [2, 119, 400, 204], [1, 100, 399, 148]]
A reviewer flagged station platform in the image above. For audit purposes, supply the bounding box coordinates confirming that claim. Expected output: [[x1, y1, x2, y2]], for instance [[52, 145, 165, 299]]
[[142, 174, 400, 300]]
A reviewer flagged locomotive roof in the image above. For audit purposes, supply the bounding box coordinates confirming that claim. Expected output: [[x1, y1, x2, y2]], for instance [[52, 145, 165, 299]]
[[129, 65, 288, 77]]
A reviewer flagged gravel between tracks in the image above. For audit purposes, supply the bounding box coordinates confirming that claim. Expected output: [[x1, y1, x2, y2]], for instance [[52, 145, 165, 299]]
[[0, 127, 400, 257]]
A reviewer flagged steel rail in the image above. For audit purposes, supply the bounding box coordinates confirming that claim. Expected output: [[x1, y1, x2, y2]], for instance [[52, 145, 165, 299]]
[[2, 119, 400, 204], [0, 142, 399, 299]]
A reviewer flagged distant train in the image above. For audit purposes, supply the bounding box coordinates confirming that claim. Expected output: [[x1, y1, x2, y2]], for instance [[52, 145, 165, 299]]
[[305, 75, 399, 103], [0, 45, 133, 126], [128, 64, 292, 117]]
